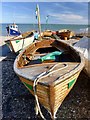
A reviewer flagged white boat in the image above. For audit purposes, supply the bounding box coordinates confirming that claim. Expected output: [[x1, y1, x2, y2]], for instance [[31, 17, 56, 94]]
[[5, 31, 34, 53], [73, 36, 90, 77]]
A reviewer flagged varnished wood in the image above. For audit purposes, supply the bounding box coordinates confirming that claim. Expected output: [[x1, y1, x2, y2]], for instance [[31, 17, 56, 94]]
[[14, 38, 85, 119]]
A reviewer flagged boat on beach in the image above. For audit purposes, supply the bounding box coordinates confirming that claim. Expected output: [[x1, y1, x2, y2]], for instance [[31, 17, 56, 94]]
[[41, 30, 56, 37], [8, 23, 21, 36], [14, 38, 85, 119], [5, 31, 34, 53], [39, 30, 57, 40], [56, 29, 75, 40]]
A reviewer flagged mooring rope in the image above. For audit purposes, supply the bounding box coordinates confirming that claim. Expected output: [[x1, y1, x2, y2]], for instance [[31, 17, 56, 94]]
[[33, 63, 68, 120]]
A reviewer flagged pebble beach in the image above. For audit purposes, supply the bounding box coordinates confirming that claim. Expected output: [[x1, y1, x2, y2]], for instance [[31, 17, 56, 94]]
[[1, 1, 89, 119], [0, 35, 90, 120]]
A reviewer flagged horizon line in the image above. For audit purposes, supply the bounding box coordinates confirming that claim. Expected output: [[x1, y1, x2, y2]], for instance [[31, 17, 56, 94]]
[[1, 23, 88, 25]]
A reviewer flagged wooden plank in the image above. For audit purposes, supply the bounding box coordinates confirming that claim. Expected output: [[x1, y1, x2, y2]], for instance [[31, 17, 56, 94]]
[[37, 91, 49, 98], [55, 88, 68, 100], [54, 84, 67, 91], [54, 79, 77, 113], [54, 71, 80, 86], [49, 85, 55, 117]]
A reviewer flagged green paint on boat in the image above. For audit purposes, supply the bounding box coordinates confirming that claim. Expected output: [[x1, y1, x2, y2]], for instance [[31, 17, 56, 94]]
[[68, 79, 76, 89], [23, 82, 33, 91], [16, 40, 20, 43]]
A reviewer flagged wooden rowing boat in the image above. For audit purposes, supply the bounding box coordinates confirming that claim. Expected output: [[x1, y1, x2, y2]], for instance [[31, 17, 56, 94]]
[[14, 38, 84, 119], [41, 30, 56, 37], [5, 31, 34, 53], [56, 29, 75, 40], [38, 30, 56, 41]]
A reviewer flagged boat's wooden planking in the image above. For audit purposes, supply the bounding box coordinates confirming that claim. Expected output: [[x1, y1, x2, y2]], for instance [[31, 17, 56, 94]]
[[14, 39, 85, 119], [18, 69, 80, 118]]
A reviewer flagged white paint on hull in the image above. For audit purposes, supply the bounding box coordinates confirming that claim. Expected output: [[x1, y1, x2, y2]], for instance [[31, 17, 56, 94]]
[[7, 35, 34, 53]]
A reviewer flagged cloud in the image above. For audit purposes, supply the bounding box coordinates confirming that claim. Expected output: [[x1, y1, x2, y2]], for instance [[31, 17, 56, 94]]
[[54, 3, 72, 10], [50, 13, 88, 24], [51, 13, 81, 20], [61, 14, 83, 20]]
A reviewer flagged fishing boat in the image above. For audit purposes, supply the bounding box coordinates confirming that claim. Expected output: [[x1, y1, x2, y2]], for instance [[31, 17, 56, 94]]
[[42, 30, 56, 37], [40, 30, 57, 40], [5, 31, 34, 53], [14, 38, 85, 119], [56, 29, 75, 40], [9, 23, 21, 36]]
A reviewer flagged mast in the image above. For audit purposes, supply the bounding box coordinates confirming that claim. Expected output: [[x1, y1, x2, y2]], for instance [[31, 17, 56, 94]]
[[36, 4, 42, 40], [46, 15, 49, 30]]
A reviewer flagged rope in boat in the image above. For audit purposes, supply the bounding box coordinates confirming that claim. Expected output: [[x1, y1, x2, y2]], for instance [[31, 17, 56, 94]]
[[33, 63, 68, 120]]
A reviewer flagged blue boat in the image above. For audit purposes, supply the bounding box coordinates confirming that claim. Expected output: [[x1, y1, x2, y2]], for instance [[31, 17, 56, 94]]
[[9, 23, 21, 36]]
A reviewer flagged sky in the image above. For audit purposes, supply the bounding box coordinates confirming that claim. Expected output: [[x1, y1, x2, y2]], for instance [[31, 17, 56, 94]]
[[1, 2, 88, 24], [1, 0, 89, 2]]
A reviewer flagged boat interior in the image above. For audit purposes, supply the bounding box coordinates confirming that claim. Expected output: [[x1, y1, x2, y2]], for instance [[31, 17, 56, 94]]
[[17, 39, 81, 67], [16, 39, 81, 84]]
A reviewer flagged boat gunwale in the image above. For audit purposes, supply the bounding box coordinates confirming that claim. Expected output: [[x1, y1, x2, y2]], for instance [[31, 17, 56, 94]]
[[5, 31, 34, 42]]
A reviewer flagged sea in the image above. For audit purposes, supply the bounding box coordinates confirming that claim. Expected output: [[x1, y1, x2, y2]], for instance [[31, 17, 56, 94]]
[[1, 23, 88, 36]]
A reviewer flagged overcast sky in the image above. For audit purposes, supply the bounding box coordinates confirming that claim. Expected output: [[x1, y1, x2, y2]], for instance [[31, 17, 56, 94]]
[[1, 2, 88, 24]]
